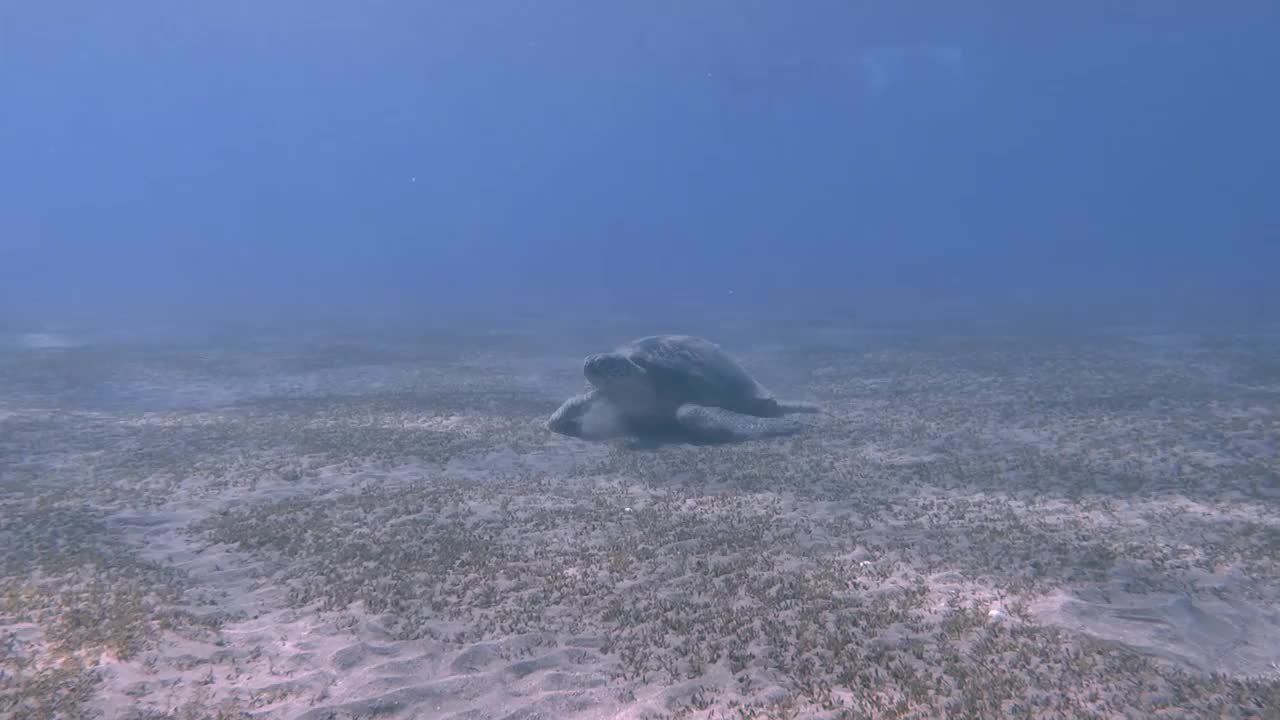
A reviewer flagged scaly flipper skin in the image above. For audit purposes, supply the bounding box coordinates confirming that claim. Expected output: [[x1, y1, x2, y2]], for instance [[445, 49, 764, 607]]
[[674, 404, 804, 444], [547, 391, 602, 438], [547, 390, 638, 440]]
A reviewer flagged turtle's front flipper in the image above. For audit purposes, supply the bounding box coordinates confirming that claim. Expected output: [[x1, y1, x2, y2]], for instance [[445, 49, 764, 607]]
[[675, 404, 803, 444], [548, 390, 627, 440]]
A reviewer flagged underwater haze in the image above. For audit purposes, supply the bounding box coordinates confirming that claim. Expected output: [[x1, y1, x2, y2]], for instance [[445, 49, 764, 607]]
[[4, 4, 1280, 720], [2, 2, 1278, 329]]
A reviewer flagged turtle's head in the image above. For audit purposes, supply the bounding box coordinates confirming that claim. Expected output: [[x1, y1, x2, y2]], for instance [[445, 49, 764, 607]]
[[584, 352, 653, 405]]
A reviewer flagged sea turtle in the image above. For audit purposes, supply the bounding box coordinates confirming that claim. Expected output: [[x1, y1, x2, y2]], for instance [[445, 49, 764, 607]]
[[547, 335, 821, 443]]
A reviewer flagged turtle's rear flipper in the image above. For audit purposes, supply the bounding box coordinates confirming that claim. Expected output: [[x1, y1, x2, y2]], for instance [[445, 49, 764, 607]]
[[675, 404, 803, 444]]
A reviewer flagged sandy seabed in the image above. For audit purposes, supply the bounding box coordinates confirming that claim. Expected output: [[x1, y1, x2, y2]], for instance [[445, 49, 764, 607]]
[[2, 318, 1278, 719]]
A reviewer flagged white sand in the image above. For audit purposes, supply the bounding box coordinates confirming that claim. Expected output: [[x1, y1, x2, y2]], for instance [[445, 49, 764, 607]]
[[2, 325, 1278, 718]]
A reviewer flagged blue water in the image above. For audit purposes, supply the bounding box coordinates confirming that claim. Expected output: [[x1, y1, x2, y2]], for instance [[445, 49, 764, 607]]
[[2, 4, 1277, 329]]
